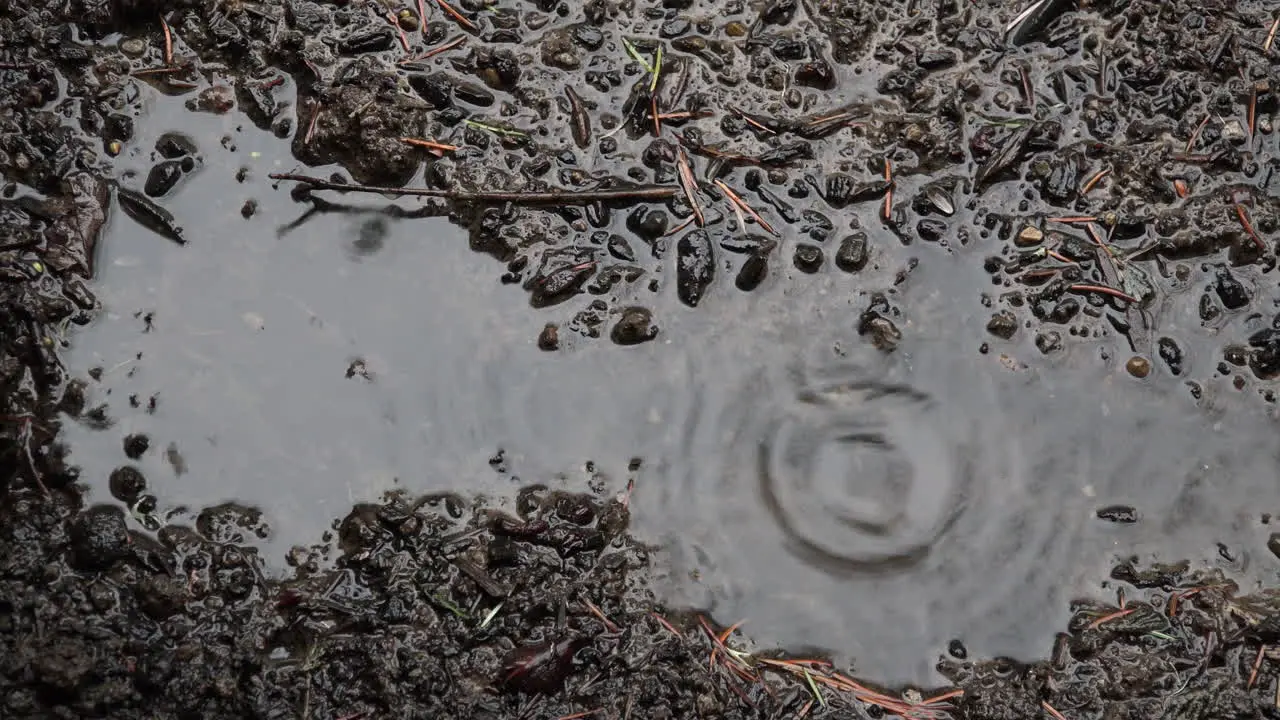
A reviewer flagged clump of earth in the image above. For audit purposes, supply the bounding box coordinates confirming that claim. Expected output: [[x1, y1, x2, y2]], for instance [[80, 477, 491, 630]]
[[6, 0, 1280, 717]]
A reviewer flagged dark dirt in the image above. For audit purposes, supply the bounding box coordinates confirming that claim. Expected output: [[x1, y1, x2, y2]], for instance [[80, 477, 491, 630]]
[[9, 0, 1280, 717]]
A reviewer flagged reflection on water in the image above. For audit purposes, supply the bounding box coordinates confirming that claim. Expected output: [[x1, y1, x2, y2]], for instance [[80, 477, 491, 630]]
[[60, 90, 1280, 687]]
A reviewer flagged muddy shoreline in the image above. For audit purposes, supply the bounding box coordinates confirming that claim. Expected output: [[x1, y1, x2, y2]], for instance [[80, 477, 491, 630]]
[[7, 0, 1280, 717]]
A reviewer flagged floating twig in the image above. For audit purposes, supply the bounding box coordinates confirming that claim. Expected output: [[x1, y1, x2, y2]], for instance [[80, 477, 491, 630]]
[[1235, 203, 1267, 251], [580, 597, 620, 634], [677, 148, 705, 226], [1041, 700, 1069, 720], [651, 95, 661, 137], [1070, 284, 1139, 305], [715, 180, 777, 235], [1267, 16, 1280, 54], [1186, 114, 1209, 153], [398, 35, 467, 64], [1080, 168, 1110, 195], [649, 611, 681, 637], [730, 106, 776, 134], [1250, 85, 1259, 141], [160, 15, 174, 66], [435, 0, 477, 32], [1249, 644, 1267, 689], [269, 173, 676, 205], [417, 0, 429, 35], [882, 157, 894, 222], [386, 11, 412, 54], [400, 137, 457, 156]]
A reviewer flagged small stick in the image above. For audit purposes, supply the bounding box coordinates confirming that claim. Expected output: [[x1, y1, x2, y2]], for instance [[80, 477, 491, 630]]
[[386, 11, 411, 54], [657, 110, 714, 121], [663, 215, 696, 237], [554, 710, 600, 720], [651, 95, 661, 137], [1045, 249, 1077, 264], [731, 106, 775, 134], [417, 0, 429, 35], [400, 137, 457, 156], [1041, 700, 1069, 720], [882, 158, 893, 222], [1080, 169, 1110, 195], [808, 111, 852, 125], [131, 66, 188, 77], [1046, 216, 1097, 224], [270, 173, 677, 204], [1235, 203, 1266, 251], [581, 597, 620, 634], [918, 689, 964, 706], [435, 0, 477, 32], [1071, 284, 1140, 305], [1250, 86, 1259, 141], [715, 180, 777, 235], [650, 611, 681, 637], [1249, 644, 1267, 689], [160, 15, 174, 66], [1267, 16, 1280, 54], [398, 35, 467, 64], [0, 62, 35, 70], [304, 107, 320, 145], [677, 148, 705, 226], [1186, 114, 1210, 152]]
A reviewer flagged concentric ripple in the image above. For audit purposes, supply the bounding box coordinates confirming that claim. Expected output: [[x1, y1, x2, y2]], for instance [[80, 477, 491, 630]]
[[641, 335, 1098, 682], [755, 375, 961, 571]]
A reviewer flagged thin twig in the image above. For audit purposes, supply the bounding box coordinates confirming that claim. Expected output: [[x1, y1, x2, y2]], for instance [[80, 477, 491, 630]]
[[1081, 168, 1110, 195], [400, 137, 457, 156], [435, 0, 477, 32], [1070, 284, 1140, 305], [1267, 16, 1280, 54], [715, 180, 777, 235], [160, 15, 174, 66], [386, 11, 411, 55], [1186, 114, 1209, 153], [677, 148, 705, 226], [398, 35, 467, 64], [1236, 203, 1267, 251], [270, 173, 676, 204], [1041, 700, 1069, 720], [1249, 644, 1266, 689]]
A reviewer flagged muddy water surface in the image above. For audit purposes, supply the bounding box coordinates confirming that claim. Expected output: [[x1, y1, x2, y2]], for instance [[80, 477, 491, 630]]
[[60, 90, 1280, 687]]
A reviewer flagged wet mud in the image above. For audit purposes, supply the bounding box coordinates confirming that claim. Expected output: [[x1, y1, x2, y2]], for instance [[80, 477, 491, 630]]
[[9, 0, 1280, 717]]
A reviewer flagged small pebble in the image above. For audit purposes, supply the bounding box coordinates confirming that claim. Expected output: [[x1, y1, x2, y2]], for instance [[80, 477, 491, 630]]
[[1125, 356, 1150, 378], [538, 323, 559, 351], [1015, 226, 1044, 246]]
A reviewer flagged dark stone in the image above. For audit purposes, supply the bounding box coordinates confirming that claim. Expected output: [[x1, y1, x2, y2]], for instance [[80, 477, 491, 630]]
[[987, 311, 1017, 339], [108, 466, 146, 503], [1157, 336, 1184, 376], [835, 233, 868, 272], [1035, 330, 1062, 354], [659, 18, 690, 38], [123, 433, 150, 459], [793, 243, 823, 273], [611, 307, 658, 345], [736, 253, 769, 291], [69, 505, 131, 571], [917, 218, 948, 243], [1213, 267, 1250, 310], [1096, 505, 1139, 523], [143, 160, 184, 198], [676, 229, 714, 307], [155, 132, 197, 159]]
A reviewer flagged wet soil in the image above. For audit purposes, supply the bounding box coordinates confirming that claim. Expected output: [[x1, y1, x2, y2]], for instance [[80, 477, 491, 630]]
[[9, 0, 1280, 717]]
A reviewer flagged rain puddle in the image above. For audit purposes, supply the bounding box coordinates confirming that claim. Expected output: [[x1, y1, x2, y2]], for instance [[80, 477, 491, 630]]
[[62, 90, 1280, 687]]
